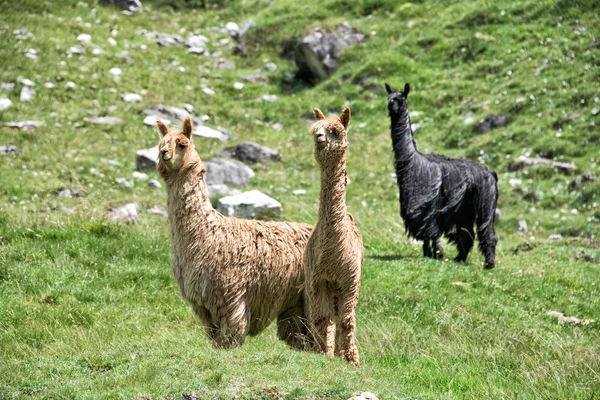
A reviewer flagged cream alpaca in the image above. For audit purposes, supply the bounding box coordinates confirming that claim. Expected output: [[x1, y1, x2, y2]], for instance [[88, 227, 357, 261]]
[[304, 107, 364, 365], [157, 117, 313, 349]]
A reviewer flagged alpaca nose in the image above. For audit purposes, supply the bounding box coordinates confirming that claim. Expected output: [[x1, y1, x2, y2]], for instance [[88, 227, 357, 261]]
[[315, 127, 327, 143], [160, 149, 169, 160]]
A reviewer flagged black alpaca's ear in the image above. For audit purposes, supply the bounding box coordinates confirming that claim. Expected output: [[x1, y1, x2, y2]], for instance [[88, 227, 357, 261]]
[[385, 83, 393, 95], [156, 118, 169, 138], [313, 108, 326, 120], [403, 83, 410, 98], [182, 116, 193, 139], [340, 106, 351, 131]]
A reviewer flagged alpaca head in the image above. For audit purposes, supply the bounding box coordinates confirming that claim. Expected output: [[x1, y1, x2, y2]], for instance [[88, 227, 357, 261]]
[[310, 106, 351, 164], [385, 82, 410, 115], [157, 116, 200, 177]]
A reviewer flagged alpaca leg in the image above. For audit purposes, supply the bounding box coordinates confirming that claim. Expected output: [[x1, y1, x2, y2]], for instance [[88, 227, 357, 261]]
[[432, 237, 444, 259], [191, 304, 219, 341], [277, 300, 309, 351], [422, 239, 432, 258], [454, 227, 474, 262], [476, 199, 498, 269], [335, 290, 360, 366], [308, 281, 335, 356], [213, 314, 247, 349]]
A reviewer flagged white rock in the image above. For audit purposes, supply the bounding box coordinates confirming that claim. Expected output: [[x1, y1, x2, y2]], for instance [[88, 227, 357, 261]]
[[0, 98, 12, 111], [109, 67, 122, 76], [226, 22, 240, 36], [193, 126, 228, 141], [143, 115, 171, 127], [217, 190, 282, 220], [183, 103, 194, 113], [77, 33, 92, 43], [147, 205, 168, 218], [411, 123, 421, 132], [92, 48, 103, 55], [108, 37, 117, 46], [136, 145, 159, 170], [186, 35, 208, 48], [44, 82, 55, 89], [409, 111, 423, 118], [347, 392, 379, 400], [262, 94, 277, 102], [65, 81, 76, 89], [292, 189, 306, 195], [233, 82, 244, 90], [116, 177, 134, 188], [68, 45, 84, 54], [509, 178, 523, 187], [147, 179, 161, 188], [6, 120, 42, 130], [132, 171, 149, 181], [25, 49, 38, 60], [518, 220, 528, 233], [20, 78, 35, 87], [202, 87, 215, 96], [464, 116, 475, 125], [188, 47, 205, 55], [109, 203, 139, 224], [20, 87, 35, 101], [121, 93, 142, 102], [548, 234, 563, 240]]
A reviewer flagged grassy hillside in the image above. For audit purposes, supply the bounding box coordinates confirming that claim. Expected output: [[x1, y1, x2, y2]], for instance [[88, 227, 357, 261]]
[[0, 0, 599, 398]]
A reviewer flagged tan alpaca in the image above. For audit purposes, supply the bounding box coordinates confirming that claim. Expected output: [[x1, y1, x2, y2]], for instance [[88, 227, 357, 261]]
[[304, 106, 364, 366], [157, 116, 313, 349]]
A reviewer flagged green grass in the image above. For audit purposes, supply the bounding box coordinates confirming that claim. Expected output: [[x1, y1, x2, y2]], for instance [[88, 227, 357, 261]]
[[1, 0, 599, 398]]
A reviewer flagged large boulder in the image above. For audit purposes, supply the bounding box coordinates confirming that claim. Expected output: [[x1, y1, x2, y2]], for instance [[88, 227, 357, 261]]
[[295, 22, 365, 84], [205, 158, 254, 187], [136, 145, 159, 171], [217, 190, 282, 220], [217, 142, 281, 164], [100, 0, 142, 12]]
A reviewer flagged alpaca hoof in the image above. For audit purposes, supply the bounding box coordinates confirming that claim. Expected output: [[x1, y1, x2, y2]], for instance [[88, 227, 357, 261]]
[[484, 262, 495, 269], [433, 250, 444, 260]]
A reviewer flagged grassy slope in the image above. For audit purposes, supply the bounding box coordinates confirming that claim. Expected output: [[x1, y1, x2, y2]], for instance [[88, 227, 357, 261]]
[[0, 0, 599, 398]]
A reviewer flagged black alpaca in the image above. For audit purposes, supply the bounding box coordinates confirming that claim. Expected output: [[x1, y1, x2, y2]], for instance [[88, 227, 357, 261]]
[[385, 82, 498, 269]]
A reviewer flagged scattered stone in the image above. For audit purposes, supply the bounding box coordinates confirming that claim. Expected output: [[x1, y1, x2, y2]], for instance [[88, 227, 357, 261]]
[[553, 112, 580, 130], [547, 310, 594, 326], [569, 173, 595, 189], [217, 142, 281, 164], [143, 115, 171, 127], [261, 94, 278, 102], [77, 33, 92, 44], [84, 116, 123, 125], [347, 392, 379, 400], [156, 32, 184, 47], [474, 114, 509, 133], [292, 189, 306, 195], [57, 188, 85, 198], [188, 47, 205, 55], [68, 45, 85, 55], [272, 122, 283, 131], [0, 98, 12, 111], [109, 203, 139, 224], [136, 145, 158, 170], [109, 67, 122, 76], [20, 87, 35, 102], [132, 171, 148, 180], [242, 74, 268, 83], [205, 158, 254, 187], [116, 177, 134, 188], [147, 205, 168, 218], [508, 178, 523, 187], [217, 190, 282, 221], [183, 103, 194, 113], [148, 178, 161, 188], [225, 22, 240, 37], [143, 104, 203, 126], [44, 82, 55, 89], [102, 158, 122, 167], [233, 82, 244, 90], [107, 37, 117, 46], [207, 183, 241, 198], [509, 156, 576, 173], [1, 83, 16, 90], [61, 206, 77, 215], [100, 0, 141, 12], [193, 126, 228, 141], [13, 28, 34, 40], [0, 145, 18, 155], [216, 58, 235, 70], [186, 35, 208, 49], [295, 22, 365, 84], [121, 93, 142, 102], [518, 220, 528, 233], [548, 234, 564, 240], [202, 87, 215, 96], [25, 49, 38, 60], [65, 81, 76, 89], [5, 121, 42, 130]]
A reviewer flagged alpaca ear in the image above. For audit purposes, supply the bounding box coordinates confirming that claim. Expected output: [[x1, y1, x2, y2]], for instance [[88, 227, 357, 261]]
[[403, 83, 410, 97], [156, 118, 169, 138], [182, 116, 193, 139], [313, 108, 326, 120], [385, 82, 393, 95], [340, 106, 351, 131]]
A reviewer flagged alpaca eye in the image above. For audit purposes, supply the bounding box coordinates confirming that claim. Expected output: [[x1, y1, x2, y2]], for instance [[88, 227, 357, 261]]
[[177, 142, 187, 149]]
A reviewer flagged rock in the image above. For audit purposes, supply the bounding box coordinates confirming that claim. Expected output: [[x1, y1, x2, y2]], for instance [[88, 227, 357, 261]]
[[242, 74, 268, 83], [143, 104, 203, 126], [225, 22, 239, 37], [509, 156, 576, 173], [183, 104, 194, 113], [77, 33, 92, 44], [553, 112, 580, 130], [121, 93, 142, 103], [44, 82, 55, 89], [25, 49, 38, 60], [474, 114, 509, 133], [57, 188, 84, 198], [68, 45, 85, 55], [293, 189, 306, 195], [84, 116, 123, 125], [569, 173, 595, 189], [0, 98, 12, 111], [132, 171, 148, 180], [107, 37, 117, 46], [188, 47, 205, 55], [508, 178, 522, 187], [99, 0, 141, 12], [148, 178, 161, 188], [548, 234, 564, 240], [144, 115, 171, 127], [109, 203, 139, 224], [147, 205, 168, 218], [136, 145, 159, 170], [156, 33, 184, 47], [1, 83, 16, 90], [116, 177, 134, 188], [347, 392, 379, 400], [109, 67, 122, 76], [207, 183, 241, 198], [186, 35, 208, 49], [193, 126, 229, 141], [0, 145, 18, 155], [217, 190, 282, 220], [202, 87, 215, 96], [65, 81, 76, 89], [295, 22, 365, 84], [5, 121, 42, 130], [261, 94, 278, 102], [20, 87, 35, 101], [13, 28, 34, 40], [217, 142, 281, 164], [216, 58, 235, 70], [272, 122, 283, 131], [233, 82, 244, 90], [518, 220, 528, 233], [547, 310, 594, 326], [238, 19, 256, 37], [205, 158, 254, 187], [19, 79, 35, 87]]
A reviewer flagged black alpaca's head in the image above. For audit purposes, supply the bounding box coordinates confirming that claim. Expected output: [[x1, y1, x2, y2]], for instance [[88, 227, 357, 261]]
[[385, 82, 410, 115]]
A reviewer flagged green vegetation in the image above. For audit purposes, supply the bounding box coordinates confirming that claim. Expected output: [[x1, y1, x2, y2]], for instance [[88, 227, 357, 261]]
[[0, 0, 598, 398]]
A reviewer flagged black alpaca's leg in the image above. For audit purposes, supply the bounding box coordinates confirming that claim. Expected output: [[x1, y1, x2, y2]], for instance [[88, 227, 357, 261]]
[[423, 239, 432, 258], [432, 237, 444, 259], [476, 195, 498, 269], [454, 227, 474, 262]]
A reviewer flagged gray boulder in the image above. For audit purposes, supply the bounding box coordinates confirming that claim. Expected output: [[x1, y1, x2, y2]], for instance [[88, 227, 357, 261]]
[[136, 145, 159, 171], [0, 145, 18, 155], [109, 203, 139, 224], [205, 158, 254, 187], [100, 0, 141, 12], [143, 104, 203, 127], [474, 114, 509, 133], [217, 190, 281, 220], [295, 22, 365, 83], [217, 142, 281, 164]]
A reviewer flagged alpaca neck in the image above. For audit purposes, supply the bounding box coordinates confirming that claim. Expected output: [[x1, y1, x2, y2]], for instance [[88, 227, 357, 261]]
[[390, 106, 417, 160], [318, 153, 348, 225]]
